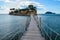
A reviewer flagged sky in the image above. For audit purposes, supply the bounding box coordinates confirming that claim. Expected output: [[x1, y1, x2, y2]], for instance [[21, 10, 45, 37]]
[[0, 0, 60, 14]]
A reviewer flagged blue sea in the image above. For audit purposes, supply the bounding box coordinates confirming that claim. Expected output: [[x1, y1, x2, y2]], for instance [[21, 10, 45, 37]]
[[0, 14, 30, 40], [38, 14, 60, 40]]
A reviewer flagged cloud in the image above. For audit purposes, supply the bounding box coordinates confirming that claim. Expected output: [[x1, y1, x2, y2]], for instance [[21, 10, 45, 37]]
[[0, 6, 10, 14], [0, 0, 47, 14], [0, 0, 10, 2], [17, 1, 47, 14], [0, 0, 17, 3]]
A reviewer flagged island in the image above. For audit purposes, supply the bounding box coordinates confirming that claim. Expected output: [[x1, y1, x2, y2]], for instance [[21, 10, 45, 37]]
[[9, 5, 37, 16], [45, 11, 56, 14]]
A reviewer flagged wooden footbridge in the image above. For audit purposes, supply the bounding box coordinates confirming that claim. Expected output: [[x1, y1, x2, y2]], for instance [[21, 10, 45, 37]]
[[20, 14, 45, 40]]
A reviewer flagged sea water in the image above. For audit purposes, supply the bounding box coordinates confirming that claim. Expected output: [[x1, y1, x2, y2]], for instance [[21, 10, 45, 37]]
[[38, 14, 60, 40], [0, 14, 30, 40]]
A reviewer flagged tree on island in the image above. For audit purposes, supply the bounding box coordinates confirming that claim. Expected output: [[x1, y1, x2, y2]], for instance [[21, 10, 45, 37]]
[[28, 5, 36, 10], [10, 8, 15, 10], [14, 9, 18, 13], [9, 8, 15, 15], [45, 11, 56, 14]]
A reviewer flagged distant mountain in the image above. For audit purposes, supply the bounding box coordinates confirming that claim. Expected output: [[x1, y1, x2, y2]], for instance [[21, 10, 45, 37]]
[[45, 11, 56, 14]]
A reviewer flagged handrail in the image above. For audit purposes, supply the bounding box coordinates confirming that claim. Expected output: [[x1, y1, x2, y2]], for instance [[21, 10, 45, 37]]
[[39, 17, 60, 40], [42, 22, 60, 36]]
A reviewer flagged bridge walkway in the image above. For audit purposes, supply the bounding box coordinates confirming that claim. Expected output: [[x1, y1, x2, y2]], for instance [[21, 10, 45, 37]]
[[20, 14, 45, 40]]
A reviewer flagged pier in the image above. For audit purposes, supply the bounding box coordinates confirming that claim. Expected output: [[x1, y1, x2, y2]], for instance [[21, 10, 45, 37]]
[[20, 14, 45, 40]]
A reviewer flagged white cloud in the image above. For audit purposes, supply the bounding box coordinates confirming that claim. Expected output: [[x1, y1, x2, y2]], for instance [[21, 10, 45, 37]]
[[0, 6, 10, 14], [0, 0, 17, 2], [18, 1, 44, 8], [5, 0, 10, 2], [0, 0, 47, 14], [0, 0, 10, 2]]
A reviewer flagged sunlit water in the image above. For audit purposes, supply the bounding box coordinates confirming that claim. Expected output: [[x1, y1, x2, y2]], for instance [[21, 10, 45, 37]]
[[0, 14, 30, 40]]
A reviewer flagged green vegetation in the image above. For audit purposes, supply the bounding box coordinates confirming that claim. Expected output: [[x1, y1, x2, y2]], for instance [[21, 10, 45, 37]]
[[9, 5, 37, 16]]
